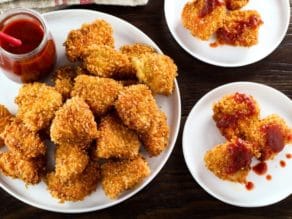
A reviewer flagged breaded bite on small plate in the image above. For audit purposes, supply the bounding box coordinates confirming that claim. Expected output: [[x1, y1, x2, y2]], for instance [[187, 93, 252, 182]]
[[15, 83, 62, 132], [213, 92, 260, 141], [0, 152, 45, 184], [55, 144, 89, 182], [101, 156, 150, 199], [182, 0, 226, 40], [64, 19, 114, 62], [226, 0, 249, 10], [96, 114, 140, 159], [71, 75, 123, 116], [1, 119, 46, 159], [82, 45, 134, 79], [46, 161, 100, 202], [204, 138, 253, 183], [0, 104, 13, 147], [216, 10, 263, 47], [50, 97, 98, 147], [132, 53, 178, 95]]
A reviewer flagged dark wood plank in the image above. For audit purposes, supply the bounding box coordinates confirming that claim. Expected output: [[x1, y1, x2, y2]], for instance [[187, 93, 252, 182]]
[[1, 0, 291, 218]]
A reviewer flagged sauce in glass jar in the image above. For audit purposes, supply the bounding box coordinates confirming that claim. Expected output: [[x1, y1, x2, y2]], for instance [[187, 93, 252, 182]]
[[0, 8, 56, 83]]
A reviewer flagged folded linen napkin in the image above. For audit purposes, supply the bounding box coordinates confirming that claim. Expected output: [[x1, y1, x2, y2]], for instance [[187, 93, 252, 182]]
[[0, 0, 149, 12]]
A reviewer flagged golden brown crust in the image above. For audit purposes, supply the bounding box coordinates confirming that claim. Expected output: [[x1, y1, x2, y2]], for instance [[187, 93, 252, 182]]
[[132, 53, 177, 95], [46, 161, 100, 202], [71, 75, 123, 116], [0, 104, 13, 147], [1, 119, 46, 159], [50, 97, 98, 147], [15, 83, 63, 132], [96, 114, 140, 159], [120, 43, 157, 57], [101, 156, 150, 199], [226, 0, 249, 10], [65, 19, 114, 62]]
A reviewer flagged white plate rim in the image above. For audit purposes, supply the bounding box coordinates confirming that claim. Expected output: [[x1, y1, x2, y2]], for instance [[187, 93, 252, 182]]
[[0, 9, 182, 213], [182, 81, 292, 207], [164, 0, 291, 67]]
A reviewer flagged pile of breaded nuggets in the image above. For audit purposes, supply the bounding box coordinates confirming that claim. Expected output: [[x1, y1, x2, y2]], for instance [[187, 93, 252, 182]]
[[0, 19, 178, 202], [182, 0, 263, 47]]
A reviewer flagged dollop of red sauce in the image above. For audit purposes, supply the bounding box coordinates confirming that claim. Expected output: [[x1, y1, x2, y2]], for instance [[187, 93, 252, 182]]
[[280, 160, 286, 167], [266, 174, 272, 181], [262, 124, 285, 153], [217, 15, 263, 45], [226, 138, 252, 174], [245, 181, 254, 191], [252, 162, 267, 175], [286, 154, 292, 159], [199, 0, 224, 18]]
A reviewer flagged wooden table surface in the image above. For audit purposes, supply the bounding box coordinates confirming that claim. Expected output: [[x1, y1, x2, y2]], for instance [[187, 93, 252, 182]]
[[1, 0, 291, 218]]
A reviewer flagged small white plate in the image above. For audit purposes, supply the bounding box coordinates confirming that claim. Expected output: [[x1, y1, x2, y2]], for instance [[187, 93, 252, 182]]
[[183, 82, 292, 207], [0, 9, 181, 213], [164, 0, 290, 67]]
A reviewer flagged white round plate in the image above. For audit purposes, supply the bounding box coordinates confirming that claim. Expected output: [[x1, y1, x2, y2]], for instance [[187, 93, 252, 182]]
[[164, 0, 290, 67], [183, 82, 292, 207], [0, 9, 181, 213]]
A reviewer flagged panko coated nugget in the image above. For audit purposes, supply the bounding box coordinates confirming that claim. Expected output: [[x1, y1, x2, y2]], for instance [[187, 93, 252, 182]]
[[71, 75, 123, 116], [15, 83, 62, 132], [0, 152, 45, 184], [1, 119, 46, 159], [55, 144, 89, 182], [226, 0, 249, 10], [120, 43, 157, 57], [101, 156, 150, 199], [82, 45, 135, 79], [65, 19, 114, 62], [96, 114, 140, 159], [50, 97, 98, 147], [46, 161, 100, 202], [182, 0, 226, 40], [0, 104, 13, 147], [132, 53, 178, 95], [204, 138, 253, 183]]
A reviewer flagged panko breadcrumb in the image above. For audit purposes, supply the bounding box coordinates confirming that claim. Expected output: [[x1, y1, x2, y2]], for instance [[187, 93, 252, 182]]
[[0, 104, 13, 147], [55, 144, 89, 182], [46, 161, 100, 202], [50, 97, 98, 147], [82, 45, 135, 79], [65, 19, 114, 62], [204, 138, 253, 183], [71, 75, 123, 116], [132, 53, 178, 95], [1, 119, 46, 159], [96, 114, 140, 159], [0, 152, 45, 184], [15, 83, 62, 132], [226, 0, 249, 10], [181, 0, 226, 40], [101, 156, 150, 199], [120, 43, 157, 57], [216, 10, 263, 47]]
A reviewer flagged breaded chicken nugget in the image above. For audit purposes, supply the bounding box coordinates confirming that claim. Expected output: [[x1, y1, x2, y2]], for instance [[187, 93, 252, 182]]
[[1, 119, 46, 159], [71, 75, 123, 116], [50, 97, 98, 147], [213, 92, 260, 141], [46, 161, 100, 202], [204, 138, 253, 183], [82, 45, 135, 79], [65, 19, 114, 62], [132, 53, 177, 95], [15, 83, 62, 132], [140, 111, 169, 156], [96, 115, 140, 159], [0, 152, 45, 184], [182, 0, 226, 40], [0, 104, 13, 147], [101, 156, 150, 199], [226, 0, 249, 10], [216, 10, 263, 47], [55, 144, 89, 182], [120, 43, 157, 57]]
